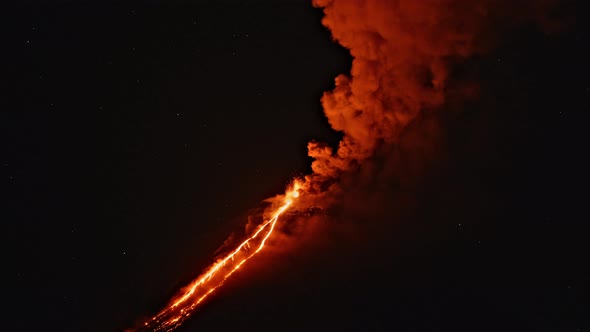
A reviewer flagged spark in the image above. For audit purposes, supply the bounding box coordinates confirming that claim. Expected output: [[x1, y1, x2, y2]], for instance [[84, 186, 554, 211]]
[[136, 180, 303, 332]]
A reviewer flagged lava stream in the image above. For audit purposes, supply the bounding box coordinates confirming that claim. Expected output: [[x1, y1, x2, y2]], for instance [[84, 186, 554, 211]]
[[136, 182, 302, 332]]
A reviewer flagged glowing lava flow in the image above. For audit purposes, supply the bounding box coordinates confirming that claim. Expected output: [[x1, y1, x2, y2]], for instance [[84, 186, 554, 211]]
[[137, 181, 302, 332]]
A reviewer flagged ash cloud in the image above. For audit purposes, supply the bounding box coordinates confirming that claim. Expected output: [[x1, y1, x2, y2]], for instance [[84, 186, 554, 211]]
[[304, 0, 566, 187]]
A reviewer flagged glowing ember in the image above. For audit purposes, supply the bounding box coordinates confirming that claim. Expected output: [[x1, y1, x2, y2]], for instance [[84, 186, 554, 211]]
[[135, 180, 303, 332]]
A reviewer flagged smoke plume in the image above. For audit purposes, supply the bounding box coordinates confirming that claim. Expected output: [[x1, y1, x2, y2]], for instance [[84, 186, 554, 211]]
[[303, 0, 566, 192]]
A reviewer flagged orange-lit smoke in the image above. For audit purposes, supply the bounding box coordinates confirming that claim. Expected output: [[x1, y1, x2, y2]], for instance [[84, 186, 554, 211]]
[[306, 0, 566, 186], [308, 0, 481, 180]]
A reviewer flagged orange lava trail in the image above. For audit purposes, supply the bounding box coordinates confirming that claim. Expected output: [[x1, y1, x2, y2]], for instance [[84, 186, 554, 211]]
[[136, 182, 302, 332]]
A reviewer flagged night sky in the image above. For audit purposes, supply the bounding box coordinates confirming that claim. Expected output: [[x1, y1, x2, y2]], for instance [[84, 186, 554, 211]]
[[5, 1, 588, 332]]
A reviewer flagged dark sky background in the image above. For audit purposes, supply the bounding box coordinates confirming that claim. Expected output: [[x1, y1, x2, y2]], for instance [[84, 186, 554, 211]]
[[4, 1, 588, 331]]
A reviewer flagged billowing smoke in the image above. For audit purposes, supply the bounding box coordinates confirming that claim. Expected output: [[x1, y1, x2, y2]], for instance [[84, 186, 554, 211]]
[[303, 0, 566, 192], [308, 0, 475, 180]]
